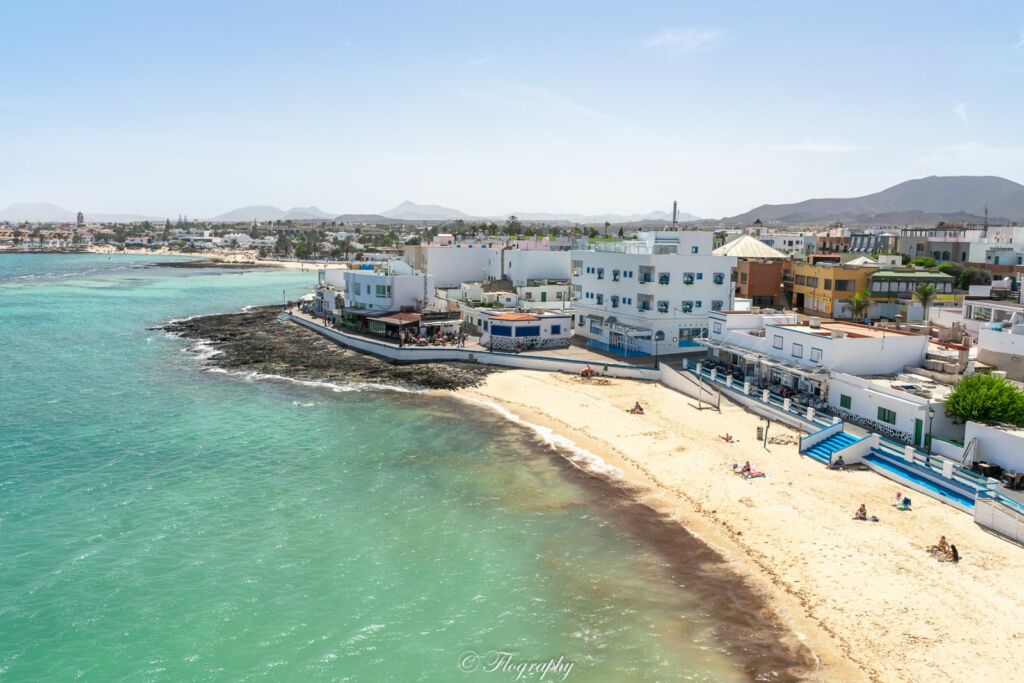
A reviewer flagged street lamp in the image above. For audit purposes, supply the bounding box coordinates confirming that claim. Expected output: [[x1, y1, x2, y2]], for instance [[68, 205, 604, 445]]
[[927, 407, 936, 453]]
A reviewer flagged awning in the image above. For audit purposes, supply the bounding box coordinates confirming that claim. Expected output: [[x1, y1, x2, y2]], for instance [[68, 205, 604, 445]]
[[375, 312, 421, 326], [588, 314, 605, 324], [421, 319, 461, 327]]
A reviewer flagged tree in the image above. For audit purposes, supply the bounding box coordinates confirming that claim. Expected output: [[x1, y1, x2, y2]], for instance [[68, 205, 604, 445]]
[[910, 256, 936, 268], [618, 226, 624, 238], [914, 283, 936, 321], [957, 268, 992, 291], [274, 233, 292, 257], [937, 261, 963, 282], [604, 221, 611, 237], [849, 288, 871, 321], [505, 215, 521, 235], [945, 374, 1024, 427]]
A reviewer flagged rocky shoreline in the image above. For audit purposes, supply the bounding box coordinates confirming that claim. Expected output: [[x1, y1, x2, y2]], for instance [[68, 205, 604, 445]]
[[163, 306, 498, 391]]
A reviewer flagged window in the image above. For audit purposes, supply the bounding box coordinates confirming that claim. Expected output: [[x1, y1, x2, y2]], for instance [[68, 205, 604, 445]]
[[810, 347, 822, 362], [515, 325, 541, 337], [483, 320, 489, 331], [658, 272, 670, 285], [713, 322, 722, 334], [375, 285, 390, 298], [623, 297, 631, 305], [792, 342, 803, 358], [551, 325, 561, 335], [610, 295, 619, 308], [683, 273, 695, 285], [840, 394, 852, 409], [612, 269, 620, 282], [773, 335, 783, 349], [712, 272, 725, 285], [694, 300, 702, 308], [655, 330, 665, 341], [578, 316, 584, 325], [877, 407, 897, 425], [806, 277, 818, 288], [696, 272, 703, 280], [596, 268, 604, 280], [835, 279, 856, 292], [824, 279, 832, 290], [681, 301, 693, 313], [657, 300, 669, 313], [691, 246, 699, 254], [711, 300, 723, 311], [740, 272, 748, 284], [491, 325, 512, 337]]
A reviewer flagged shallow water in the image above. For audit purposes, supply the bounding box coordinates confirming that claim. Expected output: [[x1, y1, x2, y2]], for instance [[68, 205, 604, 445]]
[[0, 253, 802, 681]]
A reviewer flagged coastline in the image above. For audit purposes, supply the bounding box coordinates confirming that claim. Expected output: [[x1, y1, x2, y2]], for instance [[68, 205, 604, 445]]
[[170, 308, 819, 679], [164, 307, 1024, 681], [451, 370, 1024, 683]]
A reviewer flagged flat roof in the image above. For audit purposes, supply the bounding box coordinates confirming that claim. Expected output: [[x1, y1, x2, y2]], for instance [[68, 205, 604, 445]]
[[772, 321, 924, 339]]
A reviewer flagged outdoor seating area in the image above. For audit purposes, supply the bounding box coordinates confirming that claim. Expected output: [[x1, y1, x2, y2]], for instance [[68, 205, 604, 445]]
[[699, 355, 829, 411]]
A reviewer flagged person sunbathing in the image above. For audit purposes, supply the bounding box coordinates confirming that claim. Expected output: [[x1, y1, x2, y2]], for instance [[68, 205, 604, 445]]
[[853, 504, 868, 521], [719, 433, 735, 443], [928, 536, 951, 555], [740, 461, 752, 476], [628, 402, 644, 415]]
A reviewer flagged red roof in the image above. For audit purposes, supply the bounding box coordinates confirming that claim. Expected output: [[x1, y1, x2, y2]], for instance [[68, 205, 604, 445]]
[[491, 313, 540, 321]]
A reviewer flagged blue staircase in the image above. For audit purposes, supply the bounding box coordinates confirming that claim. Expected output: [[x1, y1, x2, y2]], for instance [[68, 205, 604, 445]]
[[803, 432, 858, 464]]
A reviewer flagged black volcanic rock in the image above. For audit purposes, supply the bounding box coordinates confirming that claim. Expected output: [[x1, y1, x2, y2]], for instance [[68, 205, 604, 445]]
[[163, 306, 497, 391]]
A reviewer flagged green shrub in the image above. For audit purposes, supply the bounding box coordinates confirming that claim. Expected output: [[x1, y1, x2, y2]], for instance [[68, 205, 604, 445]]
[[945, 374, 1024, 427]]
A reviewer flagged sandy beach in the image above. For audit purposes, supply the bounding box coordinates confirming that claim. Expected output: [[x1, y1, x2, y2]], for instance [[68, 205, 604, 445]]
[[454, 370, 1024, 683]]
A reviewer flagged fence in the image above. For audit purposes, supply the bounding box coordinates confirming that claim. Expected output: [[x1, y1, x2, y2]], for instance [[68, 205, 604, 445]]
[[289, 314, 661, 380]]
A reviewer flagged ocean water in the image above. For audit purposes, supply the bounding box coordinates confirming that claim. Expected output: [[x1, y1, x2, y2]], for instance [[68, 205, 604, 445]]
[[0, 254, 797, 681]]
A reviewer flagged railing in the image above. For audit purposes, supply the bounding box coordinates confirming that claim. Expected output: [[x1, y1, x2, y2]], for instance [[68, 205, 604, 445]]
[[685, 359, 832, 429]]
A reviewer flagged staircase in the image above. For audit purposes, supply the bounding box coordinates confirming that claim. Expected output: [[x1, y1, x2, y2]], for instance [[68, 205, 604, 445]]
[[803, 432, 858, 464]]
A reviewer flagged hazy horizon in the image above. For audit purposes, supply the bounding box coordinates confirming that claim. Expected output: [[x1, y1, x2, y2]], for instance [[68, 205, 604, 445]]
[[2, 1, 1022, 218]]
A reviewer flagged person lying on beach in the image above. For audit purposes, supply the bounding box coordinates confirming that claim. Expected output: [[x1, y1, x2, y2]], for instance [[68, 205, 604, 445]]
[[628, 402, 644, 415], [894, 494, 912, 511], [744, 468, 766, 480], [740, 461, 751, 476], [719, 433, 735, 443]]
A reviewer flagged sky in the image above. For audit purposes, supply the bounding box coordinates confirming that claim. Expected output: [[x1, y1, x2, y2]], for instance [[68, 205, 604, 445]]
[[1, 0, 1022, 219]]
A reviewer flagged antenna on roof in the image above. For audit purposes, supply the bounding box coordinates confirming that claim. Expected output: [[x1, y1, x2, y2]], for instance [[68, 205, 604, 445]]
[[672, 200, 678, 229]]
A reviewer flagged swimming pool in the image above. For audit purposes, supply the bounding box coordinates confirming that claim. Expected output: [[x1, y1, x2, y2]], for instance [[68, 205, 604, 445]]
[[865, 453, 976, 509]]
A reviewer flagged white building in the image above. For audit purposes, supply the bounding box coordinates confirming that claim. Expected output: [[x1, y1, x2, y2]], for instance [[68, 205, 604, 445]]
[[827, 371, 963, 447], [218, 233, 253, 248], [340, 262, 435, 313], [706, 312, 929, 376], [478, 312, 573, 351], [571, 231, 736, 355], [403, 238, 570, 288]]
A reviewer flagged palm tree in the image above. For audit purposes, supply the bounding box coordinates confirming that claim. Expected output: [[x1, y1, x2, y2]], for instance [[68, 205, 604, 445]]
[[850, 288, 871, 321], [914, 283, 937, 322]]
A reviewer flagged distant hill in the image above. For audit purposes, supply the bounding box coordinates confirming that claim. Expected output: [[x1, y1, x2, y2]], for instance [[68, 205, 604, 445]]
[[209, 205, 336, 222], [727, 176, 1024, 225], [0, 202, 165, 223], [509, 209, 700, 224], [0, 202, 76, 222], [380, 201, 473, 221]]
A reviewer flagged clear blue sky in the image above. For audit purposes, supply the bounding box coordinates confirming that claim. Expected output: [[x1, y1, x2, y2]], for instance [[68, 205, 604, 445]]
[[1, 1, 1022, 218]]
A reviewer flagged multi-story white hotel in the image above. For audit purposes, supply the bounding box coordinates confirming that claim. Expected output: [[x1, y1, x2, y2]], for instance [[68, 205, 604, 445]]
[[571, 231, 736, 355]]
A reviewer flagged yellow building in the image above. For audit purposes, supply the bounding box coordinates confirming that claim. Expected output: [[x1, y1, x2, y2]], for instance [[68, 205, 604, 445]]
[[785, 262, 877, 318]]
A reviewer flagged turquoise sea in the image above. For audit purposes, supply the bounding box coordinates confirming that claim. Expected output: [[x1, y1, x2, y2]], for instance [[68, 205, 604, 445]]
[[0, 254, 801, 681]]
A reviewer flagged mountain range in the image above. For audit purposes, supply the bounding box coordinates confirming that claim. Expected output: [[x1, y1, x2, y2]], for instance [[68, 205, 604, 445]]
[[378, 200, 700, 224], [727, 175, 1024, 224], [207, 205, 336, 222], [0, 202, 167, 223]]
